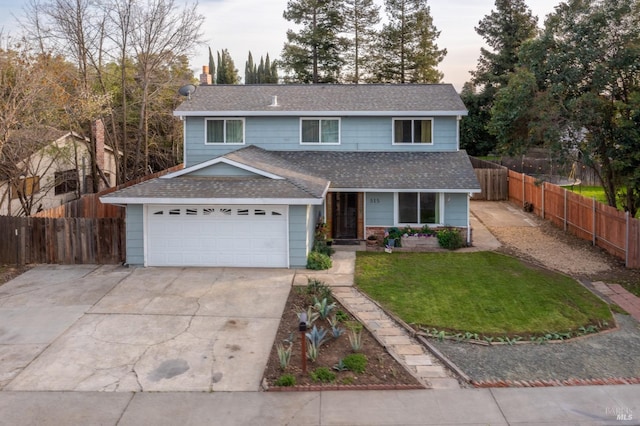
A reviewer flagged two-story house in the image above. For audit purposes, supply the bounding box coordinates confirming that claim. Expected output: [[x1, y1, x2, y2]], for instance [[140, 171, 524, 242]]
[[101, 84, 480, 268]]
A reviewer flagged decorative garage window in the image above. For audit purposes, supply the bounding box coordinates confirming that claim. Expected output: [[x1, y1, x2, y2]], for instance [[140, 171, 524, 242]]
[[398, 193, 439, 224], [393, 118, 433, 144], [205, 118, 245, 144], [300, 118, 340, 144], [149, 206, 286, 217]]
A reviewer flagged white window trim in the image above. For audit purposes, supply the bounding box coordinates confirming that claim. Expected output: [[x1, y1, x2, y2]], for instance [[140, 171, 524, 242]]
[[299, 117, 341, 145], [391, 117, 434, 145], [394, 192, 443, 226], [204, 117, 246, 145]]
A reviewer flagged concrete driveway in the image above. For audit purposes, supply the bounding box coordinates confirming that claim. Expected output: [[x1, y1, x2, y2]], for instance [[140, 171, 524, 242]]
[[0, 265, 294, 392]]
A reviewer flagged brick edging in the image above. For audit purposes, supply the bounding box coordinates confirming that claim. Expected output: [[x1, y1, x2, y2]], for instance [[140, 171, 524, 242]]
[[472, 377, 640, 388], [265, 383, 425, 392]]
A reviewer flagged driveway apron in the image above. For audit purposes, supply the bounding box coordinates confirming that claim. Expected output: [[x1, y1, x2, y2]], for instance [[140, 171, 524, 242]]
[[1, 266, 293, 392]]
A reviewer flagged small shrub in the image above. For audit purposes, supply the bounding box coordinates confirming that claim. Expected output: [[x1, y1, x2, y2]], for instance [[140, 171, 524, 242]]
[[342, 353, 367, 374], [313, 240, 335, 256], [306, 278, 332, 301], [307, 251, 332, 270], [335, 310, 349, 322], [310, 367, 336, 383], [437, 227, 465, 250], [274, 374, 296, 387]]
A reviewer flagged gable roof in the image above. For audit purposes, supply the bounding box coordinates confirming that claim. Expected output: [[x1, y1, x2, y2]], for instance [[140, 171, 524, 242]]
[[100, 146, 331, 205], [100, 145, 480, 205], [174, 84, 467, 117], [272, 150, 480, 192]]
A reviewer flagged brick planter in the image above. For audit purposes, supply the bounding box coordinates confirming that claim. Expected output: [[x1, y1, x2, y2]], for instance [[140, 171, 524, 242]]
[[401, 235, 439, 249]]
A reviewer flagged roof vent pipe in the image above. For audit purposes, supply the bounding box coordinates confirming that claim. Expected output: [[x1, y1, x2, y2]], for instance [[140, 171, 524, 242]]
[[270, 95, 278, 107]]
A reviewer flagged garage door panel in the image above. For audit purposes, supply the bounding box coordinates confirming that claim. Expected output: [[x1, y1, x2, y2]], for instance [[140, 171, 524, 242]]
[[147, 205, 288, 267]]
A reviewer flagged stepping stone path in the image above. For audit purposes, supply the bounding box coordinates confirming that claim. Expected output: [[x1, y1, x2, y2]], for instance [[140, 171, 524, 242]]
[[331, 285, 461, 390]]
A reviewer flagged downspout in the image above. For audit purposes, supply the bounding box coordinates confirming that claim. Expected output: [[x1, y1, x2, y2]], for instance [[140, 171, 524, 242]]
[[467, 193, 472, 245]]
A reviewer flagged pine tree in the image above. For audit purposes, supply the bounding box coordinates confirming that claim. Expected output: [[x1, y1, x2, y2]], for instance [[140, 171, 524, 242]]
[[342, 0, 380, 83], [471, 0, 538, 89], [460, 0, 538, 156], [372, 0, 446, 83], [281, 0, 348, 83]]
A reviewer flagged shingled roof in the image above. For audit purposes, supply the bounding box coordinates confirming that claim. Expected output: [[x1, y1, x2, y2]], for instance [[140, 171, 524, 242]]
[[101, 146, 480, 204], [174, 84, 467, 116]]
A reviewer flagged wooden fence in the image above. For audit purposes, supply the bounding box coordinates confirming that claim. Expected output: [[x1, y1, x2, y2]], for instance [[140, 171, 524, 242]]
[[469, 157, 509, 201], [34, 164, 183, 219], [508, 170, 640, 268], [0, 216, 125, 264]]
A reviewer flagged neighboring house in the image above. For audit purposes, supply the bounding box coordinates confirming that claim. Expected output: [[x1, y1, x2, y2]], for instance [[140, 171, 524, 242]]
[[0, 123, 117, 216], [101, 84, 480, 268]]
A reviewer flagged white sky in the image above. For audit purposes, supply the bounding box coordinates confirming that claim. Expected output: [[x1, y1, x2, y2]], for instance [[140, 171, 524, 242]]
[[0, 0, 563, 91]]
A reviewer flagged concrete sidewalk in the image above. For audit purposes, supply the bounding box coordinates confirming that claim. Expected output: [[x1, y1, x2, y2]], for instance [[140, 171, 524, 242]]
[[1, 385, 638, 425]]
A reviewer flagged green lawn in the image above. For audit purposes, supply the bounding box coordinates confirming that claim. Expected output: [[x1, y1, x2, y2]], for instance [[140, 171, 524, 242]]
[[355, 251, 612, 336], [567, 185, 610, 205]]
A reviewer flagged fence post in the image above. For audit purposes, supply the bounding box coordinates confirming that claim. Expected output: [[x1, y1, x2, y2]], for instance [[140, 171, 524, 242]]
[[541, 183, 545, 219], [564, 188, 568, 232], [592, 197, 596, 246], [626, 211, 630, 267], [522, 173, 526, 207]]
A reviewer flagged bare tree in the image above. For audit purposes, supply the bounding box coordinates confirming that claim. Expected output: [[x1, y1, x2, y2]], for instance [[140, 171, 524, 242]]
[[130, 0, 204, 174]]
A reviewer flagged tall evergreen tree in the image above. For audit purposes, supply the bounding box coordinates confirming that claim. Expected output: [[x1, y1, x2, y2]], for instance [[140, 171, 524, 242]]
[[342, 0, 380, 83], [372, 0, 446, 83], [471, 0, 538, 88], [281, 0, 348, 83], [460, 0, 538, 156], [245, 51, 256, 83], [208, 46, 216, 84], [216, 49, 239, 84]]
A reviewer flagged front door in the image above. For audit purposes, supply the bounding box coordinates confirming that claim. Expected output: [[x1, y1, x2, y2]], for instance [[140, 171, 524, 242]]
[[331, 192, 359, 239]]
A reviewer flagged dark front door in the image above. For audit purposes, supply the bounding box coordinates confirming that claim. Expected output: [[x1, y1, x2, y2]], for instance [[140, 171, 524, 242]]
[[331, 192, 358, 239]]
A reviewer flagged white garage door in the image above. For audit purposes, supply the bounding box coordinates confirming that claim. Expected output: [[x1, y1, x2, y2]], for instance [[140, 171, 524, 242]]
[[146, 205, 288, 267]]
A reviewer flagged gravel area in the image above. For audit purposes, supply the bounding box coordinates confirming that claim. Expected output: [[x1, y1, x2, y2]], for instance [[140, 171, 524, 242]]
[[431, 314, 640, 384], [428, 203, 640, 385]]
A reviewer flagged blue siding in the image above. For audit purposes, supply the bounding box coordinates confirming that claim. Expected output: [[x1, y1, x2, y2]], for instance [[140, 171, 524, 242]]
[[443, 193, 469, 227], [126, 204, 144, 266], [364, 191, 468, 228], [289, 205, 314, 268], [183, 116, 460, 166], [365, 192, 394, 226]]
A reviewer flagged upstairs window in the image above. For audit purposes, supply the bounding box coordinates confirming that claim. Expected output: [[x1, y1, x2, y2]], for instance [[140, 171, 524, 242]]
[[393, 118, 433, 144], [206, 118, 244, 144], [301, 118, 340, 144], [55, 169, 78, 195]]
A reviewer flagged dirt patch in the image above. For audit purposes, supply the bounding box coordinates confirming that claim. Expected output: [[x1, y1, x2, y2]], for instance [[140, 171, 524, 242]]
[[262, 286, 421, 389], [0, 265, 29, 287]]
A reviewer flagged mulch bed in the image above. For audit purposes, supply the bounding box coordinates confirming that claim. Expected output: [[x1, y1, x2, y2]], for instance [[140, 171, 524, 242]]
[[262, 285, 422, 390]]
